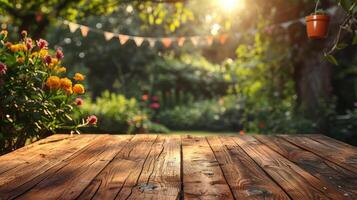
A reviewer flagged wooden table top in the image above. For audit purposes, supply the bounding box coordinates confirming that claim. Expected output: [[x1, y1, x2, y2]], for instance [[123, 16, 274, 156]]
[[0, 134, 356, 200]]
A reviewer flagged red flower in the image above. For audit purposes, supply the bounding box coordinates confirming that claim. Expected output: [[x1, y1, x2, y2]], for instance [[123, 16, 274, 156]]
[[258, 121, 265, 129], [56, 49, 64, 59], [0, 62, 7, 75], [74, 98, 84, 106], [149, 103, 160, 109], [25, 38, 33, 50], [36, 38, 48, 49], [86, 115, 98, 125], [142, 95, 149, 101], [151, 96, 159, 101], [44, 55, 52, 65], [239, 130, 246, 136]]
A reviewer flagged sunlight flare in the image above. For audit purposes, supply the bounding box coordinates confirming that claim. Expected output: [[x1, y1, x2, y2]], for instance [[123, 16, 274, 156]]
[[218, 0, 245, 11]]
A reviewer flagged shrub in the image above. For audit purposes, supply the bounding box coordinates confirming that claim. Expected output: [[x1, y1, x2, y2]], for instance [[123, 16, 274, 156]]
[[0, 31, 94, 154], [157, 98, 243, 131], [79, 91, 170, 134]]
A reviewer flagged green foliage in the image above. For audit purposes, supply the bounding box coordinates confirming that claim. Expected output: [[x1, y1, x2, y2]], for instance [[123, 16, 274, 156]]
[[79, 91, 169, 134], [0, 31, 91, 154], [157, 98, 242, 131]]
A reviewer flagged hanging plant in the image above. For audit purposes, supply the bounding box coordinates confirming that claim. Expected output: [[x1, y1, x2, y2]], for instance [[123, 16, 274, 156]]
[[306, 0, 330, 39]]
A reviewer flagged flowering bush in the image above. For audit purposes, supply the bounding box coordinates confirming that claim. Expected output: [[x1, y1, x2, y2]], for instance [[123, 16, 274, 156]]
[[0, 30, 96, 154]]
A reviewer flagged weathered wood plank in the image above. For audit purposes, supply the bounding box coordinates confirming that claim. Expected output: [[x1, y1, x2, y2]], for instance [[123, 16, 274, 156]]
[[0, 134, 100, 199], [182, 135, 234, 200], [76, 134, 158, 200], [255, 135, 357, 199], [122, 135, 181, 200], [16, 135, 132, 200], [280, 135, 357, 173], [0, 134, 71, 175], [232, 135, 348, 200], [308, 134, 357, 151], [0, 134, 97, 184], [206, 136, 290, 200]]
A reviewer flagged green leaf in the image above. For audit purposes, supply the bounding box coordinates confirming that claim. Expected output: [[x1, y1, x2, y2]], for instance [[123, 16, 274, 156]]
[[336, 43, 348, 50], [324, 53, 339, 66], [49, 95, 67, 100]]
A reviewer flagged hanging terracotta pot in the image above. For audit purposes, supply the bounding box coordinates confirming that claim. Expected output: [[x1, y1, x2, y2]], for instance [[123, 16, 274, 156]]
[[306, 14, 330, 39]]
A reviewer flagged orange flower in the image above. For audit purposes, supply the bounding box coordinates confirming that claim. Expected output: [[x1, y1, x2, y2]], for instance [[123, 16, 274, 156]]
[[73, 84, 85, 94], [16, 57, 25, 64], [9, 44, 27, 52], [46, 76, 61, 89], [239, 130, 246, 136], [73, 73, 85, 81], [60, 78, 72, 90], [65, 87, 73, 95]]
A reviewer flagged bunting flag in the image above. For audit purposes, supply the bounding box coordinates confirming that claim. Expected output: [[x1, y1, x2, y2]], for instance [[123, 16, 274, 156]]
[[118, 34, 130, 45], [219, 34, 228, 44], [177, 37, 186, 47], [62, 6, 339, 49], [68, 22, 79, 33], [162, 37, 172, 48], [207, 36, 214, 46], [80, 26, 89, 37], [147, 38, 156, 48], [104, 32, 115, 41], [133, 36, 145, 47], [190, 36, 200, 46]]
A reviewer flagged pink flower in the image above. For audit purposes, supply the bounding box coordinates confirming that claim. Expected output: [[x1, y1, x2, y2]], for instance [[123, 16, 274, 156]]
[[36, 38, 48, 49], [86, 115, 98, 125], [56, 49, 64, 59], [21, 30, 28, 38], [74, 98, 84, 106], [25, 38, 33, 50], [0, 62, 7, 75], [149, 103, 160, 109], [44, 55, 52, 65], [151, 96, 159, 101]]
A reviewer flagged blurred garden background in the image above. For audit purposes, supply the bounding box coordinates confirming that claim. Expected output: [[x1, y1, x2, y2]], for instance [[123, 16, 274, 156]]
[[0, 0, 356, 153]]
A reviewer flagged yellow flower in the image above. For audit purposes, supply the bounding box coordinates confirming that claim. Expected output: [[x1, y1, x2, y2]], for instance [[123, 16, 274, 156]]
[[0, 30, 8, 39], [55, 66, 67, 73], [73, 73, 85, 81], [39, 49, 48, 58], [10, 44, 27, 52], [60, 78, 72, 90], [16, 57, 25, 64], [51, 58, 60, 66], [46, 76, 61, 89], [73, 84, 85, 94]]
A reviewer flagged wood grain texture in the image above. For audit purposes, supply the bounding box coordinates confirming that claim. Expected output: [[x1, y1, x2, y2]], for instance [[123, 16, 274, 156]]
[[182, 135, 234, 200], [255, 135, 357, 199], [232, 135, 348, 200], [122, 135, 181, 200], [77, 134, 158, 200], [280, 135, 357, 173], [206, 136, 290, 200], [16, 135, 132, 200], [0, 134, 71, 175], [0, 134, 99, 200], [1, 134, 357, 200]]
